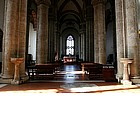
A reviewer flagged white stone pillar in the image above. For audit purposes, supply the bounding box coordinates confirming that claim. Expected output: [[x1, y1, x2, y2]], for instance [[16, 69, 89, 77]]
[[92, 0, 106, 64], [36, 0, 51, 64]]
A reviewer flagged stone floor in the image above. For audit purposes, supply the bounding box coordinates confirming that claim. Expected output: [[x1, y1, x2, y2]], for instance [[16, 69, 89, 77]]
[[0, 64, 140, 93]]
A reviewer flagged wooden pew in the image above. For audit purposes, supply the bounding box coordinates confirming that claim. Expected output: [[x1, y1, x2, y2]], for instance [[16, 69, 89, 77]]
[[27, 63, 61, 80], [35, 64, 55, 79], [81, 62, 103, 80], [27, 65, 36, 79], [102, 65, 116, 81]]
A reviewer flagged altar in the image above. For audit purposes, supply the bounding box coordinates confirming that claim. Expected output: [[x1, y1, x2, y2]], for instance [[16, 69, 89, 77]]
[[63, 56, 76, 63]]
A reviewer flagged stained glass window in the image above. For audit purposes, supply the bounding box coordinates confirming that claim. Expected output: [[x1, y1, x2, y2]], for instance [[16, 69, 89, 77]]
[[66, 35, 74, 55]]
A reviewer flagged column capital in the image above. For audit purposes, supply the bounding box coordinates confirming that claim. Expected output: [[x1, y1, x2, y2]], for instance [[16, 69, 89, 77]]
[[91, 0, 105, 6], [35, 0, 51, 6]]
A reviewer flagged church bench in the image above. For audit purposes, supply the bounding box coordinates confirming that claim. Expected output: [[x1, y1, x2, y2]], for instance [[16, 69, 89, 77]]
[[27, 63, 61, 80], [35, 64, 55, 79], [81, 63, 116, 81], [81, 62, 96, 72], [27, 65, 36, 79], [102, 65, 116, 81], [81, 62, 103, 80]]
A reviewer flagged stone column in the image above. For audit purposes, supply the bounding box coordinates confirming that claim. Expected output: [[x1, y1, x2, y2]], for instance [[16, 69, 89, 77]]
[[92, 0, 106, 64], [36, 0, 51, 64], [54, 20, 60, 61], [115, 0, 125, 82], [125, 0, 139, 79], [19, 0, 28, 82], [85, 5, 94, 62], [1, 0, 28, 83], [48, 15, 55, 62], [80, 23, 86, 61], [93, 1, 99, 63], [55, 28, 60, 60]]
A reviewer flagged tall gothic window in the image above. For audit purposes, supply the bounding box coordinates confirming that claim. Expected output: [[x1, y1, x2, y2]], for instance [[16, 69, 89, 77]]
[[66, 35, 74, 55]]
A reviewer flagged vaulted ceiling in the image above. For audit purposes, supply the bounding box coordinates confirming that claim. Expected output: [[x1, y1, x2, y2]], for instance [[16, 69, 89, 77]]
[[49, 0, 87, 34], [29, 0, 115, 33]]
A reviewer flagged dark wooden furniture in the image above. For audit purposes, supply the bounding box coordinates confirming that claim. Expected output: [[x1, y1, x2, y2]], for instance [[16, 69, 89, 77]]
[[102, 65, 116, 81], [81, 62, 103, 80], [27, 63, 61, 80], [81, 62, 116, 81]]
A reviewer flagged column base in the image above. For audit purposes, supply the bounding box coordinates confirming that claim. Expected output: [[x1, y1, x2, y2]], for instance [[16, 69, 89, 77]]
[[11, 79, 23, 85], [0, 78, 13, 84], [131, 76, 140, 84], [121, 80, 132, 86], [0, 74, 29, 84]]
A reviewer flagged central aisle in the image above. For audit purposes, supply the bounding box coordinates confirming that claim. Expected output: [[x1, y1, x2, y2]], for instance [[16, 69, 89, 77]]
[[54, 64, 88, 82]]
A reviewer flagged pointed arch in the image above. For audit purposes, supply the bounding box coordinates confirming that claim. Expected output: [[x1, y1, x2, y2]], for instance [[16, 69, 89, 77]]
[[66, 35, 75, 55]]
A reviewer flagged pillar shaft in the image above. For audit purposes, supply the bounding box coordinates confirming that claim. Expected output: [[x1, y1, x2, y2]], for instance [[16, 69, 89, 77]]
[[93, 3, 99, 63], [36, 0, 51, 64], [54, 20, 60, 58], [2, 0, 18, 79], [80, 23, 86, 61], [85, 5, 94, 61], [19, 0, 28, 79], [93, 0, 106, 64], [125, 0, 139, 77], [115, 0, 125, 80], [2, 0, 27, 82], [48, 15, 55, 62]]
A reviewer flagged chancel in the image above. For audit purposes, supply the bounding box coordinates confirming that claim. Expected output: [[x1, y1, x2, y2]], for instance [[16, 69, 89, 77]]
[[0, 0, 140, 85]]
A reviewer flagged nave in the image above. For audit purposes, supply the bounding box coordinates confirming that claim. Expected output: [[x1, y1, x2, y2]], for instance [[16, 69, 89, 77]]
[[0, 64, 140, 93]]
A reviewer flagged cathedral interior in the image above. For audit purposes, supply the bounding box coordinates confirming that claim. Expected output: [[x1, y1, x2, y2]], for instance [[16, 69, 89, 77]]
[[1, 1, 140, 139], [0, 0, 140, 85]]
